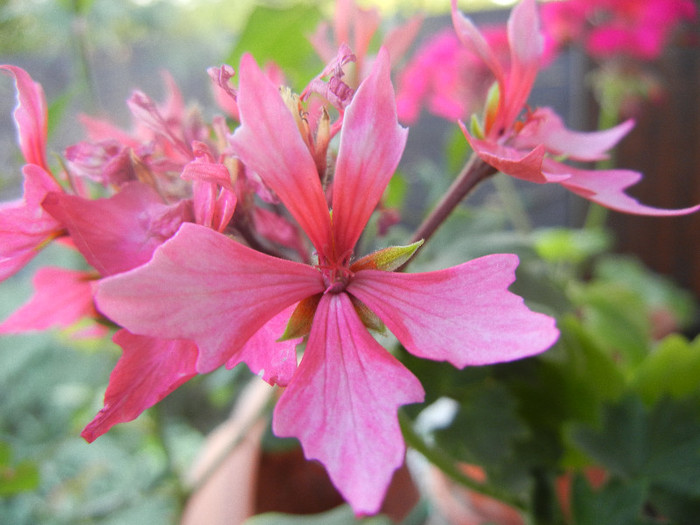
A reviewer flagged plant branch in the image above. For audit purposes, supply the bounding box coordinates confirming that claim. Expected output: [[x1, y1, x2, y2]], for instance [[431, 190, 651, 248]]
[[409, 153, 496, 246]]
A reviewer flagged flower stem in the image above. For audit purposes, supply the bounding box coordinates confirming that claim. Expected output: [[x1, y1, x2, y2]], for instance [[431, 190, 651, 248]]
[[398, 410, 527, 512], [407, 153, 496, 247]]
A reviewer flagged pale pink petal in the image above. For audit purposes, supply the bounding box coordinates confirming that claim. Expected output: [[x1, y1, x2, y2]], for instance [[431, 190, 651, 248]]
[[547, 159, 700, 216], [42, 182, 191, 276], [508, 0, 542, 66], [462, 128, 567, 184], [95, 223, 325, 373], [331, 48, 408, 258], [0, 65, 49, 171], [346, 254, 559, 368], [81, 330, 198, 442], [0, 267, 96, 333], [501, 0, 542, 131], [229, 54, 331, 253], [78, 114, 141, 148], [451, 0, 506, 97], [0, 164, 62, 281], [515, 108, 635, 161], [252, 207, 308, 261], [226, 306, 299, 387], [383, 15, 423, 66], [273, 292, 424, 515]]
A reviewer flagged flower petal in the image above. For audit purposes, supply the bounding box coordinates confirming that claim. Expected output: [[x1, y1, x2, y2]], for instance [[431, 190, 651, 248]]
[[81, 330, 198, 442], [229, 54, 331, 253], [331, 47, 408, 258], [346, 254, 559, 368], [95, 223, 324, 373], [0, 267, 96, 333], [0, 65, 49, 171], [548, 160, 700, 216], [226, 305, 299, 387], [461, 126, 567, 184], [0, 164, 62, 281], [501, 0, 542, 132], [515, 108, 635, 161], [273, 292, 424, 515], [42, 182, 191, 276]]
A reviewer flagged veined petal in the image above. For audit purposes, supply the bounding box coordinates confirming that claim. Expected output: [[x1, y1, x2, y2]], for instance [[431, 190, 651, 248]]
[[548, 160, 700, 217], [226, 305, 299, 387], [331, 47, 408, 258], [81, 330, 198, 442], [516, 108, 635, 161], [229, 54, 331, 253], [0, 164, 62, 281], [96, 223, 325, 373], [461, 125, 567, 184], [273, 292, 424, 516], [0, 65, 49, 171], [346, 254, 559, 368], [42, 182, 191, 276], [0, 267, 96, 333]]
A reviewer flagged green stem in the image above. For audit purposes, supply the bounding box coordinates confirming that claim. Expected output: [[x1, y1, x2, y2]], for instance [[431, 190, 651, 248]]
[[398, 410, 528, 512]]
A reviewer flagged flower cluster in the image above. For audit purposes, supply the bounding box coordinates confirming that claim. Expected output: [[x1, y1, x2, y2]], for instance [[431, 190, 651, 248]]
[[0, 0, 697, 517]]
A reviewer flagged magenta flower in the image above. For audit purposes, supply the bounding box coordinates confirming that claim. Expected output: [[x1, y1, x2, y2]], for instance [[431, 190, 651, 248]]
[[541, 0, 697, 60], [452, 0, 700, 217], [93, 49, 558, 514]]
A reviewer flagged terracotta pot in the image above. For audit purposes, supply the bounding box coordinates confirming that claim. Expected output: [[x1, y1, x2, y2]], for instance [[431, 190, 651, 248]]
[[181, 381, 420, 524]]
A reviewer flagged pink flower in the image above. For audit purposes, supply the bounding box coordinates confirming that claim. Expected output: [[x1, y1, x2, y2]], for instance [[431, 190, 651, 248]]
[[396, 27, 509, 124], [541, 0, 698, 60], [0, 67, 63, 281], [452, 0, 700, 216], [93, 48, 558, 514], [309, 0, 422, 88]]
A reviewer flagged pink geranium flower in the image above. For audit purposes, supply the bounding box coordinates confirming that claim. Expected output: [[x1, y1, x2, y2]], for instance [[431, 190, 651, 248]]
[[541, 0, 697, 60], [452, 0, 700, 216], [93, 48, 558, 514]]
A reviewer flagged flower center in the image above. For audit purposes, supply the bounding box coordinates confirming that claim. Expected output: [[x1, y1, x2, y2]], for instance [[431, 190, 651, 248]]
[[318, 251, 354, 294]]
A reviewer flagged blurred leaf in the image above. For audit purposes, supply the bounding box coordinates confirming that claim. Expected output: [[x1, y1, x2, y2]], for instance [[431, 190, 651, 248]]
[[0, 441, 39, 496], [571, 476, 651, 525], [384, 171, 408, 209], [631, 334, 700, 404], [571, 396, 700, 498], [533, 227, 612, 265], [226, 4, 323, 88], [435, 382, 528, 468], [569, 281, 650, 367], [593, 255, 697, 330], [244, 504, 393, 525]]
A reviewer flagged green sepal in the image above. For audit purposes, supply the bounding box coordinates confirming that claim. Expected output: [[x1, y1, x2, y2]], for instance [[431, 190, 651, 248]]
[[277, 294, 321, 342], [469, 113, 484, 139], [351, 296, 386, 334], [350, 240, 424, 272], [484, 80, 501, 133]]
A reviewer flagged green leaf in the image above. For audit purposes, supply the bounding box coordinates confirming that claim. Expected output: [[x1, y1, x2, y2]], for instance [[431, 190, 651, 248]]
[[631, 334, 700, 404], [0, 460, 40, 496], [533, 228, 612, 265], [434, 382, 528, 469], [571, 476, 651, 525], [571, 396, 700, 498], [225, 4, 323, 88], [569, 281, 651, 367], [593, 255, 697, 330]]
